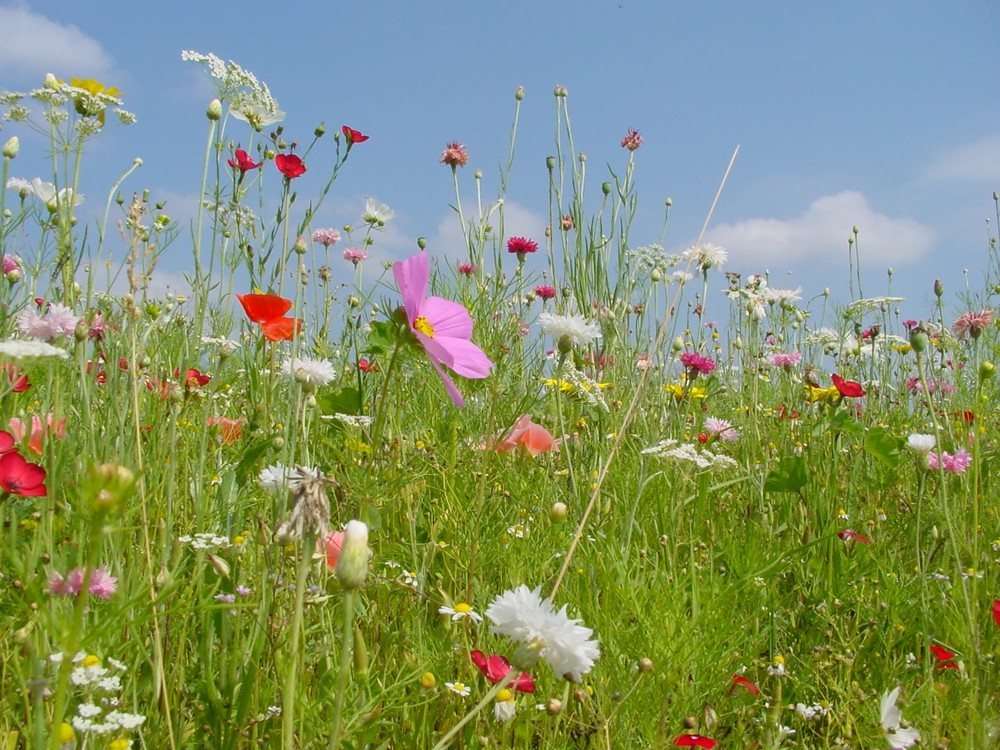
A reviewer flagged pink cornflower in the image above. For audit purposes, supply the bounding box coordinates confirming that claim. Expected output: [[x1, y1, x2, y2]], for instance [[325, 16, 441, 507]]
[[952, 309, 993, 339], [620, 128, 643, 151], [440, 141, 469, 168], [3, 254, 20, 274], [457, 261, 478, 276], [770, 352, 802, 369], [342, 247, 368, 265], [9, 414, 66, 455], [534, 285, 556, 301], [16, 302, 79, 341], [506, 236, 538, 259], [928, 448, 971, 474], [311, 228, 341, 247], [560, 215, 574, 231], [679, 351, 716, 376], [49, 566, 118, 599], [704, 417, 739, 442], [838, 529, 873, 544], [393, 252, 493, 407]]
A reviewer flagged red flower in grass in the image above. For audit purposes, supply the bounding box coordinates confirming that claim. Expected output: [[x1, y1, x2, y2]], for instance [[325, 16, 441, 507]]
[[228, 148, 261, 173], [831, 373, 866, 398], [236, 293, 303, 342], [5, 364, 29, 392], [674, 735, 717, 749], [470, 650, 536, 693], [506, 236, 538, 257], [342, 125, 369, 145], [993, 599, 1000, 629], [680, 351, 716, 376], [275, 153, 306, 179], [930, 645, 959, 670], [728, 673, 760, 696], [534, 285, 556, 301], [207, 416, 246, 444], [0, 451, 46, 496], [838, 529, 872, 544], [177, 368, 211, 389], [0, 430, 15, 455], [358, 358, 378, 373], [491, 414, 557, 456]]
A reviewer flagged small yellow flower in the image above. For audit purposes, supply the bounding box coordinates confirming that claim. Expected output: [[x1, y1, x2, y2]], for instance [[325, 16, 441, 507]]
[[664, 383, 707, 399], [805, 384, 840, 404], [419, 672, 437, 689], [82, 654, 101, 668], [58, 722, 75, 744], [109, 739, 130, 750]]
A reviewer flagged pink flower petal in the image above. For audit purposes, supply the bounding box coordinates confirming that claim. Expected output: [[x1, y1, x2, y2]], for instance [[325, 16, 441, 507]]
[[392, 252, 429, 324]]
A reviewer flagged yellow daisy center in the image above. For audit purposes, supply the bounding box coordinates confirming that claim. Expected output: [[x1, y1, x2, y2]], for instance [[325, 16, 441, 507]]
[[454, 602, 472, 614], [414, 316, 435, 337]]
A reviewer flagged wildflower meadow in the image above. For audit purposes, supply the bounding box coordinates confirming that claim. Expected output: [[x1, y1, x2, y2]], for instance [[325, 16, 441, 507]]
[[2, 53, 1000, 750]]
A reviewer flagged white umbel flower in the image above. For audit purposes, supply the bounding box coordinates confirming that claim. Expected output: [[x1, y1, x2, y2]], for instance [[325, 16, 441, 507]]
[[0, 339, 70, 360], [485, 585, 599, 683], [538, 313, 601, 346], [281, 357, 335, 389]]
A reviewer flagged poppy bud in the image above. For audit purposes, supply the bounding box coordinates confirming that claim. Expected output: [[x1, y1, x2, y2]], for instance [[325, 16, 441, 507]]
[[2, 136, 18, 159], [546, 698, 563, 715], [637, 657, 653, 673], [314, 122, 326, 137], [909, 327, 930, 353], [665, 197, 673, 207], [553, 85, 568, 97], [515, 86, 525, 101], [335, 520, 369, 590], [417, 237, 427, 250], [207, 99, 222, 121], [602, 182, 612, 196], [557, 334, 573, 355], [550, 502, 567, 520], [546, 156, 556, 170]]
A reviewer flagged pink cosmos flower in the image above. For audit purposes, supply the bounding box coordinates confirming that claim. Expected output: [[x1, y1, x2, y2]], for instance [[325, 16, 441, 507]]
[[770, 352, 802, 368], [49, 566, 118, 599], [679, 351, 716, 376], [492, 414, 557, 455], [534, 285, 557, 301], [952, 309, 993, 339], [342, 247, 368, 264], [620, 128, 643, 151], [393, 252, 493, 407], [311, 228, 341, 247], [9, 414, 66, 455], [440, 142, 469, 168], [928, 449, 971, 474]]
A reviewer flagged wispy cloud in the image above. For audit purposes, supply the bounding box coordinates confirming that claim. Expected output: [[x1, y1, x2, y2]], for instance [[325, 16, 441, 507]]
[[704, 191, 935, 268], [0, 5, 114, 81], [924, 133, 1000, 183]]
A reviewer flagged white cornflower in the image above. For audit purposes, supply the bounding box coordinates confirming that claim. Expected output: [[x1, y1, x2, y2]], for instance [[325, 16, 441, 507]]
[[445, 681, 471, 697], [764, 286, 803, 305], [880, 687, 921, 748], [438, 602, 483, 623], [362, 198, 395, 224], [683, 242, 727, 271], [907, 433, 936, 454], [281, 357, 335, 389], [0, 339, 69, 360], [485, 584, 600, 683], [538, 312, 601, 346], [6, 177, 33, 195]]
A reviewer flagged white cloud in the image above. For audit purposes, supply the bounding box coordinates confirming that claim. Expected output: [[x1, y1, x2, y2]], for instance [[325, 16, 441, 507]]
[[924, 133, 1000, 182], [704, 191, 935, 268], [0, 5, 114, 80]]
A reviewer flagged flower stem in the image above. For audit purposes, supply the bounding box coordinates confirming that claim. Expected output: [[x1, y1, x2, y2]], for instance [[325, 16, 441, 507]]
[[282, 534, 315, 749], [328, 589, 356, 750]]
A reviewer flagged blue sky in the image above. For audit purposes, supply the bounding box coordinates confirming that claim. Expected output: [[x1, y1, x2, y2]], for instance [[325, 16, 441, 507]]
[[3, 1, 999, 319]]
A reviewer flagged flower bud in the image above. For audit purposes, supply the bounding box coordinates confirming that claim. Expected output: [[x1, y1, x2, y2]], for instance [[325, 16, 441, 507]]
[[671, 336, 684, 353], [602, 182, 612, 196], [314, 122, 326, 137], [90, 463, 136, 513], [557, 334, 573, 355], [545, 698, 563, 715], [665, 197, 673, 207], [353, 622, 369, 678], [934, 278, 944, 298], [980, 361, 996, 380], [515, 86, 525, 101], [553, 85, 567, 97], [44, 73, 59, 89], [546, 155, 556, 171], [293, 236, 308, 255], [335, 520, 369, 590], [208, 554, 230, 579], [417, 236, 427, 250], [13, 619, 33, 644], [909, 327, 930, 354], [637, 657, 653, 673], [207, 99, 222, 121], [550, 502, 567, 520], [650, 268, 662, 282], [419, 672, 437, 689], [2, 136, 19, 159]]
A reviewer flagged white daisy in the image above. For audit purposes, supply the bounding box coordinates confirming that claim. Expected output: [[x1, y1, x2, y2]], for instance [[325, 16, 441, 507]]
[[281, 357, 335, 389], [538, 312, 601, 346], [438, 602, 483, 623], [485, 584, 600, 683], [445, 681, 471, 697]]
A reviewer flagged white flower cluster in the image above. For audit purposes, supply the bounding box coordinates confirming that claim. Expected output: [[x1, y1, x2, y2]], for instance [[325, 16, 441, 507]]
[[181, 50, 284, 129], [324, 413, 375, 428], [724, 274, 803, 321], [640, 439, 738, 470], [50, 655, 148, 736], [845, 296, 905, 315], [178, 533, 232, 551], [0, 339, 69, 360], [560, 364, 609, 412]]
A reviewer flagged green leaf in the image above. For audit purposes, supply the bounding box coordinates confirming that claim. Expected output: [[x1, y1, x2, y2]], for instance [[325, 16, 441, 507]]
[[864, 426, 905, 468], [365, 320, 397, 356], [831, 409, 863, 436], [764, 456, 807, 494], [316, 386, 362, 417]]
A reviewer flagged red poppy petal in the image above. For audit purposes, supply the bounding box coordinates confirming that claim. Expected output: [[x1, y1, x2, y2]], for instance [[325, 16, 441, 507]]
[[0, 430, 14, 455], [832, 373, 866, 397], [930, 644, 956, 662], [674, 736, 717, 749], [261, 317, 302, 342], [730, 674, 760, 696], [993, 600, 1000, 629], [237, 294, 292, 323]]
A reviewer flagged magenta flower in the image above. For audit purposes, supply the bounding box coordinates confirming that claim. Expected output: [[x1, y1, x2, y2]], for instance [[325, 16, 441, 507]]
[[48, 566, 118, 599], [620, 128, 643, 151], [457, 261, 478, 276], [534, 284, 556, 301], [928, 448, 971, 474], [770, 351, 801, 368], [393, 252, 493, 407], [679, 351, 716, 376]]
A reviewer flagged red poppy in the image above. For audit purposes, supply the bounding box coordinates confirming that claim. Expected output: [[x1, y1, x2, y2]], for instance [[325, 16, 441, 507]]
[[674, 735, 717, 749], [0, 430, 15, 455], [228, 148, 261, 173], [470, 650, 536, 693], [358, 358, 378, 373], [993, 599, 1000, 629], [0, 451, 47, 496], [275, 153, 306, 179], [342, 125, 369, 144], [930, 644, 959, 670], [728, 673, 760, 696], [831, 373, 866, 398], [236, 293, 303, 342], [176, 368, 211, 389], [5, 364, 29, 392], [838, 529, 872, 544]]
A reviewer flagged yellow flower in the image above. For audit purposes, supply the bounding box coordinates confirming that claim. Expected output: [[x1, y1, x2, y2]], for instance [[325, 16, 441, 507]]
[[420, 672, 437, 689], [540, 377, 611, 393], [805, 384, 840, 404], [664, 383, 707, 400], [58, 722, 75, 744], [110, 739, 130, 750], [68, 78, 122, 124]]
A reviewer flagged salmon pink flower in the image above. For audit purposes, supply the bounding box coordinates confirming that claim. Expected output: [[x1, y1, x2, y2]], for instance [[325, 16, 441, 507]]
[[321, 529, 345, 570], [236, 293, 303, 341], [831, 373, 865, 398], [952, 309, 993, 339], [0, 451, 46, 496], [274, 153, 306, 179], [342, 125, 369, 145], [492, 414, 557, 455], [441, 142, 469, 168], [392, 252, 493, 407], [674, 735, 717, 748], [470, 650, 536, 693], [228, 148, 261, 173], [9, 414, 66, 455], [207, 416, 246, 444], [620, 128, 643, 151]]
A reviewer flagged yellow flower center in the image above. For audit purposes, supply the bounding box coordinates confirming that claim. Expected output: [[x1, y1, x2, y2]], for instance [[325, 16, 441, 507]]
[[59, 723, 75, 743], [82, 654, 101, 668], [496, 689, 514, 703], [413, 316, 435, 337], [454, 602, 471, 614]]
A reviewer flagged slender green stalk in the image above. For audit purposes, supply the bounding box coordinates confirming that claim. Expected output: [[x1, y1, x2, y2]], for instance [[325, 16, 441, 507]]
[[282, 534, 316, 749], [328, 589, 356, 750]]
